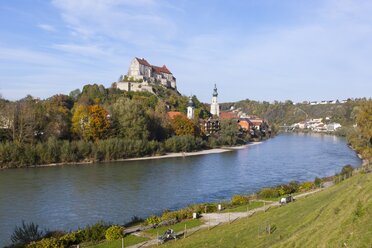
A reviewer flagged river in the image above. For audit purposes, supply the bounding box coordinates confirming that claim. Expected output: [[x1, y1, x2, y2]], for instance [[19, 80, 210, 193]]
[[0, 133, 361, 245]]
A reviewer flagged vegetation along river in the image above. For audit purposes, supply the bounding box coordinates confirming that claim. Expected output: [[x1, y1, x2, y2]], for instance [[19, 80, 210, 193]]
[[0, 133, 361, 245]]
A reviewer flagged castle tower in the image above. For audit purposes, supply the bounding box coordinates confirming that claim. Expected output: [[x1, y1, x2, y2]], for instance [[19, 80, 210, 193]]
[[187, 96, 194, 120], [210, 84, 219, 117]]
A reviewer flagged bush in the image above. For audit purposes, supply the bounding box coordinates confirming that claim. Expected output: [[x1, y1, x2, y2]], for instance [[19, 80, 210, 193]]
[[26, 238, 61, 248], [145, 215, 161, 226], [11, 221, 44, 245], [314, 177, 322, 187], [231, 195, 250, 205], [105, 225, 124, 241], [299, 181, 315, 192], [82, 222, 108, 242], [258, 187, 280, 199], [341, 164, 354, 178], [59, 230, 84, 246]]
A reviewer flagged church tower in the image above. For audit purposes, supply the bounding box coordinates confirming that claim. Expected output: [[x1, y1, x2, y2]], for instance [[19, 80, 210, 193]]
[[187, 96, 194, 120], [210, 84, 219, 117]]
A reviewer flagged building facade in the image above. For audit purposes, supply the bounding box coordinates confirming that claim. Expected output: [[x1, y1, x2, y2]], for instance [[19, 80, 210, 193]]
[[117, 57, 177, 93]]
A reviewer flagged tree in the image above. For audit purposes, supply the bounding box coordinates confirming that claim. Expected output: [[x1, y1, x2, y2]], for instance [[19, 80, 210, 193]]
[[71, 104, 110, 141], [43, 94, 72, 140], [111, 98, 150, 140], [87, 104, 111, 141], [170, 115, 197, 136], [218, 119, 240, 146]]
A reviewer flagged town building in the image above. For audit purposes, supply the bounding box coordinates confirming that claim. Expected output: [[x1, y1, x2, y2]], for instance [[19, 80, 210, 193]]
[[117, 57, 177, 93], [210, 84, 220, 117], [187, 96, 194, 120]]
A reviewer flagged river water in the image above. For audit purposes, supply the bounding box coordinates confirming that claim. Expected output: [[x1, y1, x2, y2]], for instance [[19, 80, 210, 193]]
[[0, 133, 361, 245]]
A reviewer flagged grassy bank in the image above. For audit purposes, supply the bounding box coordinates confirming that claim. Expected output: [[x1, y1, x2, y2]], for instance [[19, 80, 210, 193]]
[[158, 172, 371, 247]]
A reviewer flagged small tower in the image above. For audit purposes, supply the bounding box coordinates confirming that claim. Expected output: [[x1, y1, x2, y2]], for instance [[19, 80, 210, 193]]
[[187, 95, 194, 120], [210, 84, 220, 117]]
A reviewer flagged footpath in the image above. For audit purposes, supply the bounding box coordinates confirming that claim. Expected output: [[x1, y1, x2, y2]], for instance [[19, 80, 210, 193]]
[[125, 186, 326, 248]]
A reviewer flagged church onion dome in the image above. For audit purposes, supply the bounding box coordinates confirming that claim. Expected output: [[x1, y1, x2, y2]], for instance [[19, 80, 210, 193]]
[[213, 84, 218, 97], [188, 96, 194, 107]]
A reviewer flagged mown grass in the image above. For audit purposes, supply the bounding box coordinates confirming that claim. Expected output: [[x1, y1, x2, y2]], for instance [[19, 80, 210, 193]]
[[145, 219, 204, 238], [85, 234, 149, 248], [221, 201, 264, 213], [156, 173, 372, 247]]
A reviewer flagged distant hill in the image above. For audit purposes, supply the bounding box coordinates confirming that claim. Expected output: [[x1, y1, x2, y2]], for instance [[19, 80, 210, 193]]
[[220, 99, 365, 127]]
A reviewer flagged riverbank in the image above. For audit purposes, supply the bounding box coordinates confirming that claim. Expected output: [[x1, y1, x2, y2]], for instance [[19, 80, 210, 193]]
[[0, 142, 262, 170]]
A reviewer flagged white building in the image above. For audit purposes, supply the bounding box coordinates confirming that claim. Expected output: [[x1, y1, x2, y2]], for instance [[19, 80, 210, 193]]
[[117, 57, 177, 93], [210, 84, 220, 117], [187, 96, 194, 120], [327, 123, 342, 132]]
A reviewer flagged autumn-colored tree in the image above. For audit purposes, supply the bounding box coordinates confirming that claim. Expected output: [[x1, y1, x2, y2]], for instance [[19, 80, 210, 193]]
[[72, 104, 110, 141], [170, 115, 197, 136]]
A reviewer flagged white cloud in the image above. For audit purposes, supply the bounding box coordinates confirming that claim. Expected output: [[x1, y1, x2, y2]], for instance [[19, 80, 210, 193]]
[[51, 0, 176, 46], [38, 24, 56, 32]]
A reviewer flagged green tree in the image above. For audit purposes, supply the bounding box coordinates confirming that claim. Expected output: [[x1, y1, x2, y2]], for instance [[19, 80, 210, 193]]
[[218, 119, 240, 145], [111, 98, 150, 140]]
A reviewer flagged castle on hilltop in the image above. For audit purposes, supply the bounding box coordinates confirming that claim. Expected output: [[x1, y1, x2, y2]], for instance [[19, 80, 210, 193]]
[[116, 57, 177, 93]]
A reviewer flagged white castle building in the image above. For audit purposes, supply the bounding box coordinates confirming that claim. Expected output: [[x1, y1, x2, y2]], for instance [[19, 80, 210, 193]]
[[117, 57, 177, 93], [210, 84, 220, 117]]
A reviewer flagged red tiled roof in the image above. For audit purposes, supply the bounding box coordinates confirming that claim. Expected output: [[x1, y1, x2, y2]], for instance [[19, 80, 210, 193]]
[[152, 65, 172, 74], [167, 111, 185, 119], [238, 119, 253, 130], [220, 112, 238, 119], [135, 57, 151, 67]]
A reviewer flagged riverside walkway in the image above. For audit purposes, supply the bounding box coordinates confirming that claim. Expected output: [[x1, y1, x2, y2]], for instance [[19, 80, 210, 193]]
[[126, 187, 326, 248]]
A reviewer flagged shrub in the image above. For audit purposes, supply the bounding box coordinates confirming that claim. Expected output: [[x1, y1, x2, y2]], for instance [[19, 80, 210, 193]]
[[341, 164, 354, 178], [11, 221, 44, 245], [26, 238, 61, 248], [231, 195, 250, 205], [258, 187, 280, 199], [314, 177, 322, 187], [82, 222, 107, 242], [299, 181, 315, 192], [161, 210, 179, 221], [105, 225, 124, 241], [145, 215, 161, 226], [59, 230, 84, 246]]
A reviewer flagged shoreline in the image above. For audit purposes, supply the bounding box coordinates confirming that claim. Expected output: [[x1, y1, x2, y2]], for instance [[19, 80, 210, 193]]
[[0, 142, 263, 170]]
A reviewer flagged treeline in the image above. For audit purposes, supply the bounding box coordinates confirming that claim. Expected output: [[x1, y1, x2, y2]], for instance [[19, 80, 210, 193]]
[[0, 84, 248, 168]]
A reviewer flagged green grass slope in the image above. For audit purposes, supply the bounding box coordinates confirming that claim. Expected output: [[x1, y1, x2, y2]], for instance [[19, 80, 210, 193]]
[[160, 173, 372, 248]]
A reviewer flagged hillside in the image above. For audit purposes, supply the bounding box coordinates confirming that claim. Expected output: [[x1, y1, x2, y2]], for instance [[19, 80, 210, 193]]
[[159, 172, 371, 248], [221, 99, 364, 127]]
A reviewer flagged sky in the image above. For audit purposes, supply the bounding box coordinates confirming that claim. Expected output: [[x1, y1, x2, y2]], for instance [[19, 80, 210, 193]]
[[0, 0, 371, 103]]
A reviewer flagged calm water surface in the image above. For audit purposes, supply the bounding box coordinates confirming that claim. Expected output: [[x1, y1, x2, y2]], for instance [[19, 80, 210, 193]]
[[0, 133, 361, 245]]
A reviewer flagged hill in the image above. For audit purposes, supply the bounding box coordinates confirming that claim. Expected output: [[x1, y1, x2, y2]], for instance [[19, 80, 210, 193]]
[[159, 172, 371, 247], [221, 99, 364, 127]]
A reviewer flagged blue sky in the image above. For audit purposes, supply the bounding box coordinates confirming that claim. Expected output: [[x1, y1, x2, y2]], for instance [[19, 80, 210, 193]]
[[0, 0, 371, 103]]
